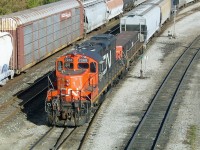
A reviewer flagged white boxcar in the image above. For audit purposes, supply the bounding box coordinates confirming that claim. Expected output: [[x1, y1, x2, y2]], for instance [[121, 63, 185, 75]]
[[120, 4, 160, 43], [83, 0, 107, 33], [106, 0, 124, 20], [0, 32, 14, 85], [145, 0, 171, 25]]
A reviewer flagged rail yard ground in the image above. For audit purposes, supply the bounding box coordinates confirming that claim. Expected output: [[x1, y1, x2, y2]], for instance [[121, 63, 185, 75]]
[[0, 2, 200, 150], [80, 3, 200, 150]]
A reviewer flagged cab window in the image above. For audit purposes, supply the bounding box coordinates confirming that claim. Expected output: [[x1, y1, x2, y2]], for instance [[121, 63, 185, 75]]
[[65, 62, 73, 69], [78, 63, 89, 69], [90, 62, 96, 73], [57, 61, 63, 71]]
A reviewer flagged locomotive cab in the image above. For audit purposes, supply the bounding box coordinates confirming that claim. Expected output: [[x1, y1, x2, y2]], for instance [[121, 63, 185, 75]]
[[46, 49, 100, 126], [55, 52, 98, 101]]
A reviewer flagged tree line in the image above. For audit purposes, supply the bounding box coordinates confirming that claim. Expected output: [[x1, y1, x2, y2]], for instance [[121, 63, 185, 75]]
[[0, 0, 61, 15]]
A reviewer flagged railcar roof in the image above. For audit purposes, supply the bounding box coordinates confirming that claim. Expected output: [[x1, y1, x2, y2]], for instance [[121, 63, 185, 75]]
[[0, 0, 79, 25], [144, 0, 163, 4], [83, 40, 109, 50], [123, 3, 155, 17], [82, 0, 105, 7], [116, 31, 139, 46], [91, 34, 115, 41]]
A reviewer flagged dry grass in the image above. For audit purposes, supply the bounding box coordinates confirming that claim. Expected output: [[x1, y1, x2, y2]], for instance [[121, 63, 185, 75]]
[[184, 125, 197, 150]]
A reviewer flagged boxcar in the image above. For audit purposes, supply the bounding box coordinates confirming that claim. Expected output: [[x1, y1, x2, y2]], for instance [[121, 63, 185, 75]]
[[83, 0, 107, 33], [120, 4, 161, 43], [0, 0, 84, 73]]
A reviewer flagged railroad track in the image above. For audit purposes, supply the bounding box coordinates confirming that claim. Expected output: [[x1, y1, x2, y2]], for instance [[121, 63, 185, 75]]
[[125, 35, 200, 149], [29, 93, 110, 150], [0, 23, 119, 128], [0, 72, 54, 126], [30, 126, 76, 150], [30, 111, 96, 149]]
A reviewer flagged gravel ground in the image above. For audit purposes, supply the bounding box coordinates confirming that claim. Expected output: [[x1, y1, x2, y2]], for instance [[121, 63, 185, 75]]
[[0, 3, 200, 150], [81, 2, 200, 150], [0, 91, 48, 149], [163, 46, 200, 150]]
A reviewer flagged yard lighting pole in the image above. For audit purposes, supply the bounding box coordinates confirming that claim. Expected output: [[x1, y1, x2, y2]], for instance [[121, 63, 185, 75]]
[[173, 5, 177, 38]]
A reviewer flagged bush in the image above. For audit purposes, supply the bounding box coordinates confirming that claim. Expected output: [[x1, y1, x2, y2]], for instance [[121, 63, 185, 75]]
[[0, 0, 61, 15]]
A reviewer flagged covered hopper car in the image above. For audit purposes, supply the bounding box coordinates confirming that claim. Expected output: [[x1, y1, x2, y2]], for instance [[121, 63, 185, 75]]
[[0, 32, 14, 85], [120, 0, 171, 44]]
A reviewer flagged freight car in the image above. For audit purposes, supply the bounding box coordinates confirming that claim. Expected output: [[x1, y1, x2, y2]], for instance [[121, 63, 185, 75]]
[[146, 0, 171, 25], [0, 0, 84, 74], [120, 0, 171, 44], [175, 0, 195, 8], [0, 32, 14, 85], [0, 0, 149, 85], [83, 0, 124, 33], [83, 0, 107, 33], [46, 31, 142, 126]]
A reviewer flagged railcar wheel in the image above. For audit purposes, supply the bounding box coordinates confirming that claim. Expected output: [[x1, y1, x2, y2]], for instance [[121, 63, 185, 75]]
[[74, 110, 80, 126]]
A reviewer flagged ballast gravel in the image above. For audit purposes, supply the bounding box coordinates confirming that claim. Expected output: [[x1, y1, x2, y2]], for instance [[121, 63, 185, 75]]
[[0, 2, 200, 150], [81, 2, 200, 150]]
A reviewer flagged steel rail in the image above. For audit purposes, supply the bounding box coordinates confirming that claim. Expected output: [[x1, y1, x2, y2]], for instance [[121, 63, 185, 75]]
[[30, 126, 56, 149], [0, 71, 53, 126], [125, 35, 200, 150], [53, 127, 77, 150]]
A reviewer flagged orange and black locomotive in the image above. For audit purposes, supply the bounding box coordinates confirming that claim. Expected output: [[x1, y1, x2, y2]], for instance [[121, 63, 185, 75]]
[[46, 32, 142, 126]]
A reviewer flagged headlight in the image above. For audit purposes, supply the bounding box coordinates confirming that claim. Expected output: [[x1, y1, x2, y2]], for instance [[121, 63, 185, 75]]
[[66, 79, 70, 86]]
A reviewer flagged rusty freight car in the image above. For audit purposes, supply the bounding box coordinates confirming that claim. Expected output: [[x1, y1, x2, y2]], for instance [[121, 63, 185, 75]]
[[0, 0, 84, 73]]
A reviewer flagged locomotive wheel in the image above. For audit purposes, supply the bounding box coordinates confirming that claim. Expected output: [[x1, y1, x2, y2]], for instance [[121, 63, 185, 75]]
[[74, 108, 87, 126], [55, 120, 65, 127], [47, 110, 57, 126], [47, 113, 54, 126], [47, 111, 65, 126], [74, 111, 80, 126], [86, 110, 91, 123], [86, 102, 91, 123]]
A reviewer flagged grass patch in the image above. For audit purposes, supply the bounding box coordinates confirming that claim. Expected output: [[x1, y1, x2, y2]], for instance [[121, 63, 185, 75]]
[[184, 125, 197, 150]]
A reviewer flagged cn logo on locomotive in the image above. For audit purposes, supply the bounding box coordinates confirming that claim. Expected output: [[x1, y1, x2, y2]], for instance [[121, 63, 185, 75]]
[[101, 50, 112, 76]]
